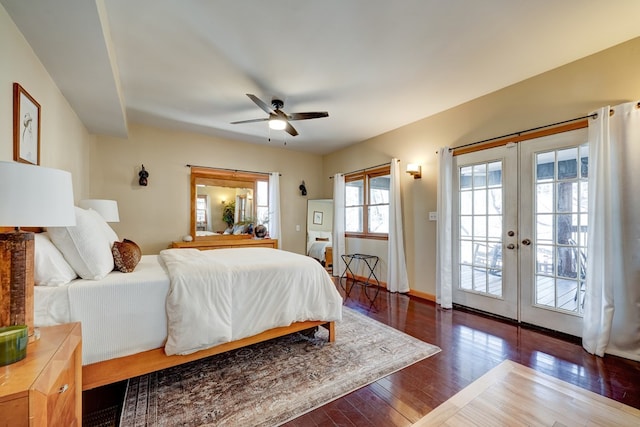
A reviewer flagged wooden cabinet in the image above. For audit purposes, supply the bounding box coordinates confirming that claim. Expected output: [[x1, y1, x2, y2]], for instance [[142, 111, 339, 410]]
[[171, 238, 278, 250], [325, 246, 333, 267], [0, 323, 82, 426]]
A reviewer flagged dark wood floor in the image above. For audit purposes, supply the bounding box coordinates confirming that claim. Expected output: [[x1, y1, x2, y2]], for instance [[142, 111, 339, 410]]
[[84, 279, 640, 426]]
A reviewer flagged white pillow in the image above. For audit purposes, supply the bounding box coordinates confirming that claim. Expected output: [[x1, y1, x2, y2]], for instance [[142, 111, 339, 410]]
[[34, 232, 77, 286], [85, 208, 119, 246], [47, 207, 115, 280]]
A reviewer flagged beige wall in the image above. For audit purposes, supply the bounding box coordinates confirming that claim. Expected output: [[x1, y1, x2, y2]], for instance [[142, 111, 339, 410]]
[[6, 0, 640, 297], [91, 123, 324, 254], [0, 5, 93, 199], [323, 36, 640, 297]]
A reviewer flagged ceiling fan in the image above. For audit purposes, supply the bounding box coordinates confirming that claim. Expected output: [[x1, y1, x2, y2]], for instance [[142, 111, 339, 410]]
[[230, 94, 328, 136]]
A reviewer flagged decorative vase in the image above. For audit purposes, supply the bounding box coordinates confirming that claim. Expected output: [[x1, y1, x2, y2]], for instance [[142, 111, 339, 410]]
[[255, 224, 267, 238]]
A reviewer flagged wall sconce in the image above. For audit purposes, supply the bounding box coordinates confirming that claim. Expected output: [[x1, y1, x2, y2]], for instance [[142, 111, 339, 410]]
[[138, 164, 149, 186], [406, 163, 422, 179], [299, 180, 307, 196]]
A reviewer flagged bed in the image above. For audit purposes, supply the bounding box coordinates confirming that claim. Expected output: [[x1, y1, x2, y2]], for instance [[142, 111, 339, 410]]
[[31, 207, 343, 390], [307, 230, 332, 266]]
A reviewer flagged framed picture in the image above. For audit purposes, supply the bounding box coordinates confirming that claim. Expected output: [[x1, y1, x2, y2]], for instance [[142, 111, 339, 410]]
[[13, 83, 41, 165], [313, 211, 323, 225]]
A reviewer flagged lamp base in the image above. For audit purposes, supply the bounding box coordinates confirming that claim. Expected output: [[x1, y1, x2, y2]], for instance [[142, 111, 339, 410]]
[[0, 231, 35, 338]]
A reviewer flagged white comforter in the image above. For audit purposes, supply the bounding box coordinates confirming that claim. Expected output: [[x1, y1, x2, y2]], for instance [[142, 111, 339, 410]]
[[160, 247, 343, 356]]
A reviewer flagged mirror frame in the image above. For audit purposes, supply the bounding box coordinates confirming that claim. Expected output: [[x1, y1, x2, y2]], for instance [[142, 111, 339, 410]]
[[190, 167, 267, 241]]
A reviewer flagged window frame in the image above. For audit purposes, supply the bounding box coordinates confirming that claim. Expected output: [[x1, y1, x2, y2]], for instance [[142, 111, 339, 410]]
[[344, 165, 390, 240]]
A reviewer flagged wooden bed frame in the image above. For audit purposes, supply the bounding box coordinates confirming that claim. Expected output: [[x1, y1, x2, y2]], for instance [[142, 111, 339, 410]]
[[0, 227, 338, 391], [83, 319, 335, 391]]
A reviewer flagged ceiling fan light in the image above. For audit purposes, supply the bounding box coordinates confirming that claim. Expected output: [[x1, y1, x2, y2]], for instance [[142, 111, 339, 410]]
[[269, 118, 287, 130]]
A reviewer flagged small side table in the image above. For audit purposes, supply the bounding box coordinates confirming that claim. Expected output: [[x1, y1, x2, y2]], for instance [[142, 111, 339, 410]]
[[340, 253, 381, 301]]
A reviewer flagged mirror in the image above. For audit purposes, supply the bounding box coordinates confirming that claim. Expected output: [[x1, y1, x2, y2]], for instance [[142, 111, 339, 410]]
[[190, 167, 268, 240], [195, 184, 253, 234], [306, 199, 333, 265]]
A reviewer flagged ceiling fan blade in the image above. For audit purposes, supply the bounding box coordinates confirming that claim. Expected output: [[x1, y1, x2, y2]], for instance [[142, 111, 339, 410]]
[[285, 121, 299, 137], [288, 112, 329, 121], [230, 118, 269, 124], [246, 94, 274, 115]]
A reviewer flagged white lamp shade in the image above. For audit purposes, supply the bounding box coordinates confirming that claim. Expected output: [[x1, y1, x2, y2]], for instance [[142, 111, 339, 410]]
[[78, 199, 120, 222], [0, 161, 76, 227], [406, 163, 421, 174]]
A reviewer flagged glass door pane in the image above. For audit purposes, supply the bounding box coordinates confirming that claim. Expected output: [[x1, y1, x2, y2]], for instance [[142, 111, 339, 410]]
[[458, 161, 503, 297], [533, 146, 588, 314]]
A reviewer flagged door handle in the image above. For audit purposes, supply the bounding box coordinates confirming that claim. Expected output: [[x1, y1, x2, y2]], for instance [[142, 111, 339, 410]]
[[522, 238, 531, 246], [506, 243, 515, 250]]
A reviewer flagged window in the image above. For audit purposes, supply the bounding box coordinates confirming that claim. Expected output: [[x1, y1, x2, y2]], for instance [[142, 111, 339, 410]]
[[196, 195, 208, 230], [256, 180, 269, 225], [345, 166, 390, 239]]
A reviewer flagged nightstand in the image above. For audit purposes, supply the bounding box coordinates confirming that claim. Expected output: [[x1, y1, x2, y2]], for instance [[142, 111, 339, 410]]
[[0, 322, 82, 426]]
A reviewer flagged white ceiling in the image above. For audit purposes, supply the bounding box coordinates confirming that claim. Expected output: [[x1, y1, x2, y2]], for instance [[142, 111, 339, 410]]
[[4, 0, 640, 155]]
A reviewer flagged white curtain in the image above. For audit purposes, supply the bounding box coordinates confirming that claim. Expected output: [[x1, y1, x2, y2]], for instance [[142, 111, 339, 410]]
[[387, 158, 409, 292], [268, 172, 281, 241], [583, 101, 640, 361], [436, 147, 453, 309], [332, 173, 346, 277]]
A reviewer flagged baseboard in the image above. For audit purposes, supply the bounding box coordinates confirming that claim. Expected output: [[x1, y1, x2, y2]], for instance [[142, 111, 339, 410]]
[[343, 273, 387, 289], [408, 289, 436, 302], [342, 273, 437, 303]]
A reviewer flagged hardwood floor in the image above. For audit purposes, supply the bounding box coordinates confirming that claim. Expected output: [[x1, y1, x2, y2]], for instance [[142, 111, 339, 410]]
[[285, 280, 640, 426], [83, 279, 640, 426]]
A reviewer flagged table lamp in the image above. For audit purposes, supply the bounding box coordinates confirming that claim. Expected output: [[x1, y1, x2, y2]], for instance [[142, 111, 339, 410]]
[[0, 161, 75, 345], [78, 199, 120, 222]]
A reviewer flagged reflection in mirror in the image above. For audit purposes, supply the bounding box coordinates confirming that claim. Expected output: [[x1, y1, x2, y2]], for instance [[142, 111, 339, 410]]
[[190, 167, 268, 241], [195, 185, 253, 234], [306, 199, 333, 266]]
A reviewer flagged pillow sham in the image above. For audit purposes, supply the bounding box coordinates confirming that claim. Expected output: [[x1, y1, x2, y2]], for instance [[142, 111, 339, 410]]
[[47, 206, 115, 280], [85, 208, 119, 246], [34, 232, 77, 286], [112, 239, 141, 273]]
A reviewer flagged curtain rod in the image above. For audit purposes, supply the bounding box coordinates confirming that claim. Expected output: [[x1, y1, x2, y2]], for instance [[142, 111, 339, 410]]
[[448, 113, 596, 153], [186, 164, 280, 176], [329, 161, 393, 179]]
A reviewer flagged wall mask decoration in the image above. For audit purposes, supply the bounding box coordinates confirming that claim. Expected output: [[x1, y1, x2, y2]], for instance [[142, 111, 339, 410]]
[[138, 164, 149, 186]]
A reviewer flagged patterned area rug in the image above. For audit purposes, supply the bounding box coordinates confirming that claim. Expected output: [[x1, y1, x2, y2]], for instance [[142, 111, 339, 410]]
[[120, 307, 441, 426]]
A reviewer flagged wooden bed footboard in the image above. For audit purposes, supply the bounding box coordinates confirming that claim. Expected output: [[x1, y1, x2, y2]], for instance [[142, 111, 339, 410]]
[[83, 320, 335, 391]]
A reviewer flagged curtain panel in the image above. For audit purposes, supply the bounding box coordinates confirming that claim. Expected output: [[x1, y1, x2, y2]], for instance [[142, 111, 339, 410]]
[[332, 174, 346, 277], [387, 158, 409, 292], [583, 101, 640, 361], [436, 147, 453, 308], [268, 172, 281, 241]]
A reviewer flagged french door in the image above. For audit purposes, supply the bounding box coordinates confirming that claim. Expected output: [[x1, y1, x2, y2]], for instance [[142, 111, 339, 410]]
[[452, 128, 589, 336]]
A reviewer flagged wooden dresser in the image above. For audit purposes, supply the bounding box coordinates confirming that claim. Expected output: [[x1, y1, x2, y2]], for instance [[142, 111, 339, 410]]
[[0, 322, 82, 426], [171, 238, 278, 250]]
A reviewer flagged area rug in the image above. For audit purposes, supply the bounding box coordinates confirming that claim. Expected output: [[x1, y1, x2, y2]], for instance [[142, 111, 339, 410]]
[[120, 307, 441, 426]]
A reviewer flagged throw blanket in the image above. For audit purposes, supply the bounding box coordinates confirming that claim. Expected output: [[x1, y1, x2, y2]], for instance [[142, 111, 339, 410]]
[[159, 247, 343, 355]]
